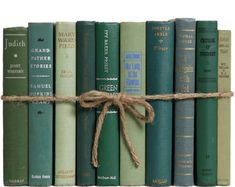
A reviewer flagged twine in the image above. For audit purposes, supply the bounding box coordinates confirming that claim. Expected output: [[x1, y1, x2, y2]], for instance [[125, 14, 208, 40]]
[[1, 90, 233, 167]]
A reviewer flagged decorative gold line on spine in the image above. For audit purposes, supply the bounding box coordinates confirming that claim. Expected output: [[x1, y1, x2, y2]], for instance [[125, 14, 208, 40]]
[[176, 135, 193, 138], [175, 153, 193, 157], [177, 48, 195, 51], [175, 173, 193, 176], [4, 76, 27, 79], [176, 116, 194, 120], [179, 29, 195, 32], [4, 34, 27, 36]]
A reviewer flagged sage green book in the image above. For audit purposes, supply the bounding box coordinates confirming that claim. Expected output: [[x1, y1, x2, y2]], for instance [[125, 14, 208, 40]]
[[3, 27, 28, 186], [120, 22, 146, 185], [55, 22, 76, 185], [217, 30, 231, 186]]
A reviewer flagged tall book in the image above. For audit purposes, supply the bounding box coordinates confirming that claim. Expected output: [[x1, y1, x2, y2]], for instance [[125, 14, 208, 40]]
[[76, 21, 96, 185], [146, 21, 174, 186], [55, 22, 76, 185], [96, 22, 120, 185], [174, 18, 196, 186], [196, 21, 218, 186], [217, 30, 231, 186], [28, 23, 54, 186], [3, 27, 28, 185], [120, 22, 145, 185]]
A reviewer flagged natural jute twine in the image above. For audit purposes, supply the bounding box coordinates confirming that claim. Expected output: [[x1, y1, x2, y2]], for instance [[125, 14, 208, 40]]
[[1, 90, 233, 167]]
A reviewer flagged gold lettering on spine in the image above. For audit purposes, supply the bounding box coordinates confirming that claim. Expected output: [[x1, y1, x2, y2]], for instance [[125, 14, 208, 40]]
[[152, 26, 169, 52]]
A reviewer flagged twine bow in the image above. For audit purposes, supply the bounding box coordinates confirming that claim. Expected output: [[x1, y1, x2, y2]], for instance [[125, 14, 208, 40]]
[[79, 90, 155, 168]]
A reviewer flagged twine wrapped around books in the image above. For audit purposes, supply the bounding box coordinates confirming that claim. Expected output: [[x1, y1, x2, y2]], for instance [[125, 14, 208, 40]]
[[1, 90, 234, 167]]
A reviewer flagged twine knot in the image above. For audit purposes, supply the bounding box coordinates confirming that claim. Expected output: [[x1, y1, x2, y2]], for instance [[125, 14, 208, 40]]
[[78, 90, 155, 168]]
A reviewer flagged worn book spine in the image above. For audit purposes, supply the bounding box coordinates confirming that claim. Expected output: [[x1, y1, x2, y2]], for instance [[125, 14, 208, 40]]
[[3, 27, 28, 186], [196, 21, 218, 186], [76, 21, 96, 185], [120, 22, 145, 185], [55, 22, 76, 185], [146, 21, 174, 186], [96, 22, 120, 186], [174, 18, 196, 186], [28, 23, 54, 186], [217, 30, 231, 186]]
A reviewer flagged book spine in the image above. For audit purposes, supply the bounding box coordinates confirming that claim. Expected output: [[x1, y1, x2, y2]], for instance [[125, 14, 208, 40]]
[[174, 18, 196, 186], [76, 21, 96, 185], [55, 22, 76, 185], [196, 21, 218, 186], [28, 23, 54, 186], [3, 27, 28, 186], [146, 21, 174, 186], [96, 22, 120, 185], [217, 30, 231, 186], [120, 22, 145, 185]]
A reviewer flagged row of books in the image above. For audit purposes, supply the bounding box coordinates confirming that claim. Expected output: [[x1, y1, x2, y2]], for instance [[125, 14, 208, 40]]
[[2, 19, 231, 186]]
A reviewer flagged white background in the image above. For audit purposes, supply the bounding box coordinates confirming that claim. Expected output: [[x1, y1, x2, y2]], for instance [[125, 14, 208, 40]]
[[0, 0, 234, 186]]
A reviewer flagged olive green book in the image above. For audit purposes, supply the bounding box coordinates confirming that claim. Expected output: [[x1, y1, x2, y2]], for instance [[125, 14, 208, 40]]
[[55, 22, 76, 185], [3, 27, 28, 186], [217, 30, 231, 186], [120, 22, 146, 185]]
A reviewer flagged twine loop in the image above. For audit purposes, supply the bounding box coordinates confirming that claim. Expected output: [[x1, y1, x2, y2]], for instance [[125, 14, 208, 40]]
[[79, 90, 155, 167]]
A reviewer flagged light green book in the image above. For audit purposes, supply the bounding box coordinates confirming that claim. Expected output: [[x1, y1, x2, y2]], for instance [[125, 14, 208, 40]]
[[55, 22, 76, 185], [217, 30, 231, 186], [120, 22, 146, 185]]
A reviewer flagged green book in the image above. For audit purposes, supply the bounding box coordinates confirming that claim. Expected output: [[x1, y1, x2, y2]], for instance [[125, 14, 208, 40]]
[[146, 21, 174, 186], [55, 22, 76, 185], [76, 21, 96, 185], [120, 22, 146, 185], [196, 21, 218, 186], [3, 27, 28, 186], [217, 30, 231, 186], [28, 23, 54, 186], [96, 22, 120, 185]]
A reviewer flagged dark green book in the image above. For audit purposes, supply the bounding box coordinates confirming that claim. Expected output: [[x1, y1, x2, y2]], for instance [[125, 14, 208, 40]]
[[174, 18, 196, 186], [146, 21, 174, 186], [76, 21, 96, 185], [3, 27, 28, 186], [28, 23, 54, 186], [196, 21, 218, 186], [96, 22, 120, 185]]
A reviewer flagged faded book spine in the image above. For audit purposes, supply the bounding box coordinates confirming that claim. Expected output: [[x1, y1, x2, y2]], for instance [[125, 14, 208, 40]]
[[55, 22, 76, 185], [120, 22, 146, 185], [217, 30, 231, 186]]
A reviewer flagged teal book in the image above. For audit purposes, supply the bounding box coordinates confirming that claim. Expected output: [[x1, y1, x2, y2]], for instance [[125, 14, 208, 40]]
[[28, 23, 54, 186], [3, 27, 28, 185], [196, 21, 218, 186], [120, 22, 146, 185], [96, 22, 120, 185], [76, 21, 96, 185], [55, 22, 76, 185], [174, 18, 196, 186], [146, 21, 174, 186]]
